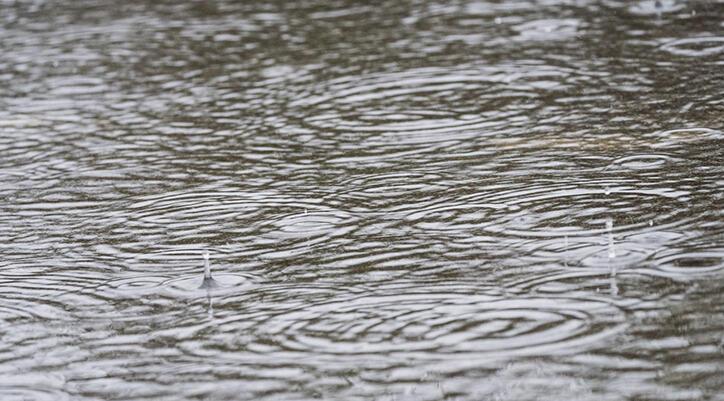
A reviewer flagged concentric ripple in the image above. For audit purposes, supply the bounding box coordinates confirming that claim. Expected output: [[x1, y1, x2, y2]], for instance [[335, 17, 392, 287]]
[[238, 286, 626, 358], [628, 0, 685, 15], [397, 179, 694, 240], [403, 200, 511, 232], [660, 37, 724, 57], [127, 190, 358, 255], [285, 64, 574, 152], [604, 154, 675, 171], [260, 209, 358, 244], [650, 247, 724, 275], [512, 18, 581, 42], [95, 269, 257, 300], [645, 127, 723, 149]]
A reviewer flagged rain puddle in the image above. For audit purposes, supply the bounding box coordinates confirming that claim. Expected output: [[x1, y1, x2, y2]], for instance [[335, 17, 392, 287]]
[[1, 0, 722, 400]]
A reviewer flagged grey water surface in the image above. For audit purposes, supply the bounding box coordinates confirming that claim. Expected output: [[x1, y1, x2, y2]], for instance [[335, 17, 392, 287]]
[[1, 0, 723, 400]]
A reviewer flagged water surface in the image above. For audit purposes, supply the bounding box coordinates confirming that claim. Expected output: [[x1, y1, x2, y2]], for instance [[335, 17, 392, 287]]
[[1, 0, 723, 400]]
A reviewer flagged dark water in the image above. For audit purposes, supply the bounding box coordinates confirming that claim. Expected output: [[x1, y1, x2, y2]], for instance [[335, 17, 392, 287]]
[[1, 0, 723, 399]]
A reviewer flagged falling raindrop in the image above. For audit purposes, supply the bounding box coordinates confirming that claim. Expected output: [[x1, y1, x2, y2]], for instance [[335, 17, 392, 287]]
[[607, 217, 617, 277], [205, 291, 214, 319], [609, 275, 619, 296]]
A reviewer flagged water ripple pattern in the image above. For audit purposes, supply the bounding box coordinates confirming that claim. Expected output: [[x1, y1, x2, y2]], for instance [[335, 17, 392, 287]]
[[234, 284, 627, 358], [1, 0, 723, 400]]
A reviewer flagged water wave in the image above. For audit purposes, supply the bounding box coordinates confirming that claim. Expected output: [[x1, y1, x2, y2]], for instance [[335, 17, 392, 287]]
[[178, 283, 626, 361]]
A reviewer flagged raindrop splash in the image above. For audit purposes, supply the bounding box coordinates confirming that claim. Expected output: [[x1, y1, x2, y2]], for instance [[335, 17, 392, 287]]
[[199, 251, 219, 290], [607, 217, 617, 277]]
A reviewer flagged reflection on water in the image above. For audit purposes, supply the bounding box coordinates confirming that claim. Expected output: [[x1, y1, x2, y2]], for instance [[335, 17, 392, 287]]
[[1, 0, 723, 400]]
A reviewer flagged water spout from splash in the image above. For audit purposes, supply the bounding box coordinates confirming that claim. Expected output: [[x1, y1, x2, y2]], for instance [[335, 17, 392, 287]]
[[199, 251, 219, 289], [607, 217, 617, 277]]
